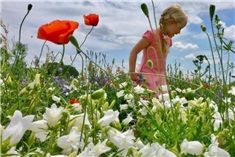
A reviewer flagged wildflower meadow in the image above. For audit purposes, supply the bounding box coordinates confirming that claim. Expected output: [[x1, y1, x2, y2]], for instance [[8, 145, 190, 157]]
[[0, 2, 234, 157]]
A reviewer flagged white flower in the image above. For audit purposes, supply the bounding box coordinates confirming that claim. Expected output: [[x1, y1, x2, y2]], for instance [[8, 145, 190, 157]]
[[108, 128, 135, 156], [212, 112, 222, 131], [78, 139, 111, 157], [223, 97, 231, 103], [2, 110, 34, 145], [139, 98, 149, 106], [158, 93, 170, 102], [139, 107, 148, 116], [226, 108, 234, 120], [29, 120, 48, 142], [155, 144, 177, 157], [134, 85, 145, 94], [57, 126, 82, 155], [139, 143, 161, 157], [52, 95, 61, 103], [119, 82, 128, 88], [160, 85, 168, 92], [204, 134, 230, 157], [6, 146, 20, 157], [124, 93, 134, 100], [152, 97, 163, 110], [228, 86, 235, 95], [122, 114, 133, 125], [175, 88, 182, 93], [70, 113, 91, 131], [180, 139, 203, 155], [71, 102, 82, 112], [172, 96, 188, 105], [120, 104, 129, 110], [116, 90, 125, 98], [43, 103, 64, 127], [98, 109, 119, 126], [135, 138, 145, 149]]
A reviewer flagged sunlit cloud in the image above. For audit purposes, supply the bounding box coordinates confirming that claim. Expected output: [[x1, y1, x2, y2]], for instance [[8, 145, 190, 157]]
[[185, 53, 196, 59], [173, 42, 199, 51]]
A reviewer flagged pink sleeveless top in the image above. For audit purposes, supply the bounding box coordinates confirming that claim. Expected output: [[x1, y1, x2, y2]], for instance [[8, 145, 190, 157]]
[[138, 29, 172, 92]]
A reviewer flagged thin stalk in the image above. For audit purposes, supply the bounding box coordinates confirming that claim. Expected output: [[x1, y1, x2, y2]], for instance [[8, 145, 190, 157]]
[[70, 27, 93, 66], [38, 40, 47, 63], [14, 4, 32, 68], [205, 32, 218, 82], [210, 20, 226, 85], [81, 26, 94, 47], [59, 44, 65, 64]]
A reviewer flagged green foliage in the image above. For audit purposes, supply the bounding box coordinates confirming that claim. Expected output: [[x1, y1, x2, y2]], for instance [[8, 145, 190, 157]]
[[0, 3, 234, 157]]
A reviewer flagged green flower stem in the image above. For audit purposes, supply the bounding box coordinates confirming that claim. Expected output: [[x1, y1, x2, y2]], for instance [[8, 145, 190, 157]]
[[81, 26, 94, 47], [38, 40, 47, 64], [59, 44, 65, 64], [26, 51, 67, 114], [210, 19, 226, 85], [79, 96, 88, 143], [205, 31, 218, 82], [70, 27, 93, 65], [13, 4, 31, 69], [151, 0, 157, 28]]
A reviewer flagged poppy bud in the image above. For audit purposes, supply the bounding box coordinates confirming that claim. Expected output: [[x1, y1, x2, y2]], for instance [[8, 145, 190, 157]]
[[141, 3, 149, 18], [69, 35, 80, 49], [200, 25, 206, 32], [209, 5, 215, 21], [27, 4, 33, 11]]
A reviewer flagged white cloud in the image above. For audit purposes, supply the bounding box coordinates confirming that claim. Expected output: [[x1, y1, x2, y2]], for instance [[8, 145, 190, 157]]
[[188, 15, 203, 24], [1, 0, 234, 74], [185, 53, 196, 59], [224, 25, 235, 41], [172, 42, 199, 51]]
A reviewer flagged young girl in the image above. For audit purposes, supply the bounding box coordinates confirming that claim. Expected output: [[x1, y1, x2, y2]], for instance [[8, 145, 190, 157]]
[[129, 4, 187, 94]]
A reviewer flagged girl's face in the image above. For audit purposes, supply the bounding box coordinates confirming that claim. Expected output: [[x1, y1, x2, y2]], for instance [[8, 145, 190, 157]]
[[165, 19, 187, 38]]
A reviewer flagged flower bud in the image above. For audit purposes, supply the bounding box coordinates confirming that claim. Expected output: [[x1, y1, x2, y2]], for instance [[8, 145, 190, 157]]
[[209, 4, 215, 21], [111, 121, 122, 130], [185, 90, 195, 100], [27, 4, 33, 11], [69, 35, 80, 49], [200, 25, 206, 32], [141, 3, 149, 18], [91, 88, 105, 100]]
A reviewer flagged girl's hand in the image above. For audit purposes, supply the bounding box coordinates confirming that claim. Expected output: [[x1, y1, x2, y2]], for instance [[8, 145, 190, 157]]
[[130, 72, 141, 82]]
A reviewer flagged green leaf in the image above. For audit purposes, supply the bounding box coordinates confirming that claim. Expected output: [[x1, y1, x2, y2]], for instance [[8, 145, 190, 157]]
[[209, 4, 215, 21], [141, 3, 149, 18]]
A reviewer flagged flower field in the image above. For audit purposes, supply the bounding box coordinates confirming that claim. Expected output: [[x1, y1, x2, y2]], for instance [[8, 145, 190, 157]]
[[1, 3, 234, 157]]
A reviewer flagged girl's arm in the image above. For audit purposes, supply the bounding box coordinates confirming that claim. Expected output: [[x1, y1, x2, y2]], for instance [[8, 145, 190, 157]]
[[129, 37, 149, 81]]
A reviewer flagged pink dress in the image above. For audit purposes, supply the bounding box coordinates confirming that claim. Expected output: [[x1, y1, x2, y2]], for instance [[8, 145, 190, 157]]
[[138, 29, 172, 92]]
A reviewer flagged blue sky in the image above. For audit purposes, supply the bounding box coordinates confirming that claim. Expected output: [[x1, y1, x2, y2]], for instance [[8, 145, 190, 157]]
[[1, 0, 235, 78]]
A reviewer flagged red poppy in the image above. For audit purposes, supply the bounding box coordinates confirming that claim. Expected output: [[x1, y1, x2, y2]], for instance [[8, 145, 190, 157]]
[[37, 20, 79, 44], [70, 99, 79, 104], [204, 83, 209, 88], [83, 14, 99, 26]]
